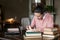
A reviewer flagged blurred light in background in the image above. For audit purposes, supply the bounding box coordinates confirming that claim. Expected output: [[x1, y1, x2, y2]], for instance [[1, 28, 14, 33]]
[[35, 0, 41, 3]]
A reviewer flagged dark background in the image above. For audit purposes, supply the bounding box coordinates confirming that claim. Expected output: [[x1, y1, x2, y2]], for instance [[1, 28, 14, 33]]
[[0, 0, 29, 25]]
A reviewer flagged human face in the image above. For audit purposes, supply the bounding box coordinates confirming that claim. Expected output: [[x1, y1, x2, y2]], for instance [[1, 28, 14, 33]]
[[34, 13, 43, 20]]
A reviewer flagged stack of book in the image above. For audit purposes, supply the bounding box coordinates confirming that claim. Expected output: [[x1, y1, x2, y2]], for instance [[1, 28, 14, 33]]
[[43, 28, 55, 38], [44, 28, 53, 34]]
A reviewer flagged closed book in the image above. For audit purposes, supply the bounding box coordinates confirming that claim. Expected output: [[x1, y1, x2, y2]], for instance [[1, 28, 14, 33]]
[[44, 31, 53, 35], [43, 34, 55, 38], [8, 28, 19, 32], [44, 28, 52, 32]]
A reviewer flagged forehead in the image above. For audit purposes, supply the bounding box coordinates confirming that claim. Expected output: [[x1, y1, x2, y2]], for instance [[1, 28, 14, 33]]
[[34, 13, 42, 15]]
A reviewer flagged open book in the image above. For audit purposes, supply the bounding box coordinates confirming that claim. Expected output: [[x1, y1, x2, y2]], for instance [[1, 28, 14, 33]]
[[26, 29, 41, 37]]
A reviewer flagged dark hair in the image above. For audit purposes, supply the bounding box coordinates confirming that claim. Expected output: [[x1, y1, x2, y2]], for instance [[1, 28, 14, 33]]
[[34, 5, 44, 14]]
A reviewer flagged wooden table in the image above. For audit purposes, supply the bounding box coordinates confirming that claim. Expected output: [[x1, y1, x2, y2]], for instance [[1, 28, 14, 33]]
[[24, 36, 42, 40]]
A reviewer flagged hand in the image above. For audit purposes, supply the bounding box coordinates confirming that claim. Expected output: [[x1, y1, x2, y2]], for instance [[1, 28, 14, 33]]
[[26, 25, 32, 30]]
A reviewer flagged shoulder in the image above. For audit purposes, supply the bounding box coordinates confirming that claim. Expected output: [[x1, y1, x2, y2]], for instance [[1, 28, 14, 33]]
[[43, 13, 53, 19], [44, 13, 53, 17], [45, 12, 51, 16]]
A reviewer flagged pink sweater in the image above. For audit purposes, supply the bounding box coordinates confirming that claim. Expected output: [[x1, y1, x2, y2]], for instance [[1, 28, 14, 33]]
[[31, 13, 54, 32]]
